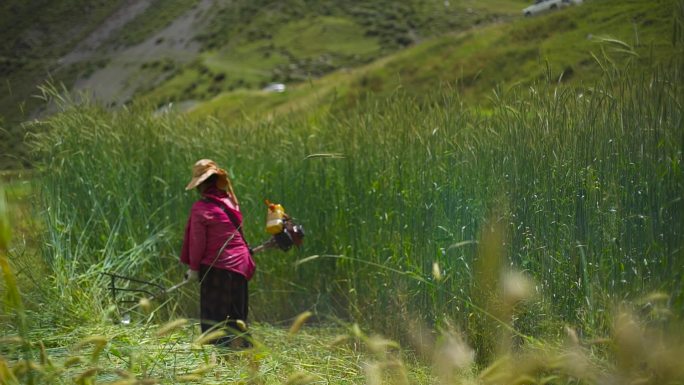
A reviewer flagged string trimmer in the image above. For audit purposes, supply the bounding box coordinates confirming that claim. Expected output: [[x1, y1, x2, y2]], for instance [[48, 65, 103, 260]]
[[104, 199, 303, 310]]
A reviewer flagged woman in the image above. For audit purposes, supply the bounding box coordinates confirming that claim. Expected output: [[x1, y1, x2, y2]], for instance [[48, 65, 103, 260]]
[[180, 159, 255, 348]]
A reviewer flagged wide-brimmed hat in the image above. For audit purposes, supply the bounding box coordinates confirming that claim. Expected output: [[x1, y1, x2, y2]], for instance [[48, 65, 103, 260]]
[[185, 159, 228, 191]]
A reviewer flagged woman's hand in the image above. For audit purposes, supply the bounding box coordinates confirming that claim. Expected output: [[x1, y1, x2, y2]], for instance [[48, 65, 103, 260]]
[[184, 269, 199, 282]]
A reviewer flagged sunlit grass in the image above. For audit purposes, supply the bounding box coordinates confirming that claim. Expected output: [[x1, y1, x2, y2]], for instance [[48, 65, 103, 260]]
[[183, 0, 679, 121], [23, 54, 684, 340]]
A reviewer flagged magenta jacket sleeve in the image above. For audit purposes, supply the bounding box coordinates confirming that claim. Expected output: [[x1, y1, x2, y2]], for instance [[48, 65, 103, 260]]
[[179, 206, 206, 271]]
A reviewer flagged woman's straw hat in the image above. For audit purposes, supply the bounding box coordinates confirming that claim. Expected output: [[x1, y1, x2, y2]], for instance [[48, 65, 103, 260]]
[[185, 159, 228, 191]]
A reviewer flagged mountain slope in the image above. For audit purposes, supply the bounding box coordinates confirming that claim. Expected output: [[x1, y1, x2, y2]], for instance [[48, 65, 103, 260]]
[[0, 0, 130, 167], [1, 0, 681, 169], [136, 0, 527, 108], [0, 0, 525, 169], [189, 0, 682, 121]]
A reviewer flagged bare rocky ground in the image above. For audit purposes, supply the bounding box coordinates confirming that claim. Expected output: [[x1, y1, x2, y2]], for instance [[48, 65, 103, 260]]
[[59, 0, 154, 66], [62, 0, 217, 106]]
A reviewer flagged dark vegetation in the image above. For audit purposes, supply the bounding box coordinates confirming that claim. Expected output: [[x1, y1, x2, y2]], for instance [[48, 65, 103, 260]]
[[0, 0, 127, 169]]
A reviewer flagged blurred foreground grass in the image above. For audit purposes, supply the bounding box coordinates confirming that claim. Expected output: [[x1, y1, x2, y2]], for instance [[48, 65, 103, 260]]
[[1, 320, 382, 384], [1, 296, 683, 384]]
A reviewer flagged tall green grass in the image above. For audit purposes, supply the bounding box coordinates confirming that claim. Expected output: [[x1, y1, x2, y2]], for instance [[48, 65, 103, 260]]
[[28, 57, 683, 351]]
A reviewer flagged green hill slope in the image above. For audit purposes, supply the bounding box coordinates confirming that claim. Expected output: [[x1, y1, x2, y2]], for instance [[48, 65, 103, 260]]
[[1, 0, 680, 169], [137, 0, 527, 108], [0, 0, 525, 169], [190, 0, 681, 121]]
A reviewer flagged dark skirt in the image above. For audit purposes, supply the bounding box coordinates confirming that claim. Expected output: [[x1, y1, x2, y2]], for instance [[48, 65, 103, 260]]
[[199, 265, 249, 347]]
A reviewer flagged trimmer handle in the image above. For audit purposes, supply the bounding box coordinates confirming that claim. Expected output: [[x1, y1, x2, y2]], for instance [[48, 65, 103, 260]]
[[251, 237, 278, 254]]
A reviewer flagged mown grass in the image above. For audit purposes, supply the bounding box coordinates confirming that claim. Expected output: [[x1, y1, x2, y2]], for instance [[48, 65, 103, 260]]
[[2, 210, 683, 384], [1, 319, 383, 384], [2, 301, 683, 384]]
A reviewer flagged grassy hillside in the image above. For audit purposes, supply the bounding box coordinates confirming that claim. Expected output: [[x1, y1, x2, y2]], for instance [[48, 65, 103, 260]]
[[0, 0, 525, 170], [137, 0, 527, 108], [190, 0, 681, 121]]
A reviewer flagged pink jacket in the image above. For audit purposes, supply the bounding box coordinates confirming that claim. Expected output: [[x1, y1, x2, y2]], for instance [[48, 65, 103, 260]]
[[180, 187, 255, 280]]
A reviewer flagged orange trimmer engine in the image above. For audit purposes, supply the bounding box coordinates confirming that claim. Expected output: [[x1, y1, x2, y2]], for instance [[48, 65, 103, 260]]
[[265, 200, 304, 251]]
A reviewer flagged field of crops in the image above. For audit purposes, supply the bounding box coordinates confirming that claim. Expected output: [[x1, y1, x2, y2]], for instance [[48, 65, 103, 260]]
[[1, 44, 682, 383]]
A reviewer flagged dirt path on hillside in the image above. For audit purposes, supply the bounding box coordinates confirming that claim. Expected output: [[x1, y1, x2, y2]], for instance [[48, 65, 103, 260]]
[[59, 0, 155, 66], [64, 0, 217, 105]]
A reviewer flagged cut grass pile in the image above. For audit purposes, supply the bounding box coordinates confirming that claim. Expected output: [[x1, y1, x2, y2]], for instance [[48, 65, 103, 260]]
[[1, 319, 378, 384]]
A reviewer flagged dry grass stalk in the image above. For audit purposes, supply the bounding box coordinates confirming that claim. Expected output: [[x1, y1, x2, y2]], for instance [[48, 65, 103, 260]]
[[155, 318, 188, 336], [73, 335, 108, 362], [366, 335, 401, 357], [477, 356, 513, 384], [175, 373, 202, 382], [63, 356, 82, 368], [329, 334, 350, 347], [501, 270, 534, 306], [193, 330, 226, 346], [103, 379, 139, 385], [363, 362, 382, 385], [433, 331, 475, 383], [235, 319, 247, 332], [285, 372, 317, 384], [73, 335, 108, 349], [189, 364, 216, 375], [289, 311, 313, 336], [0, 357, 18, 384], [0, 336, 23, 345], [0, 187, 10, 250], [564, 325, 580, 346], [38, 341, 54, 368], [407, 319, 435, 360], [383, 359, 410, 385], [11, 359, 43, 376], [138, 297, 152, 313], [432, 262, 442, 282], [608, 310, 684, 384], [74, 366, 100, 383]]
